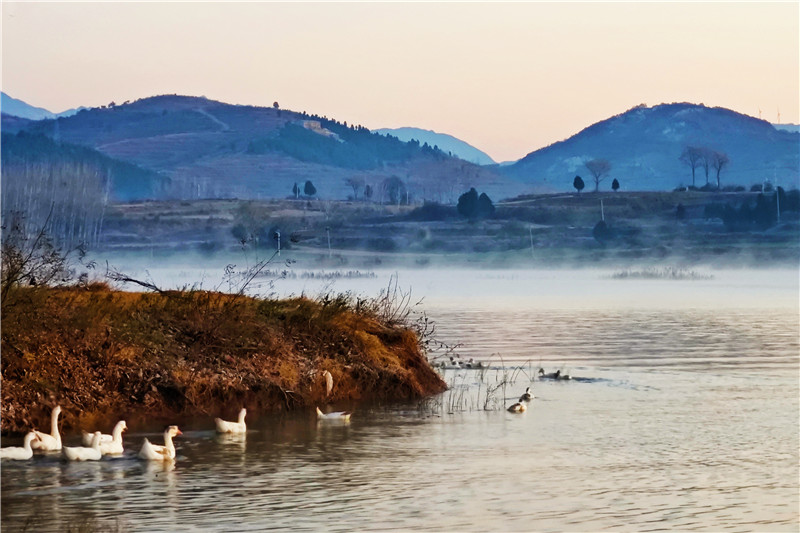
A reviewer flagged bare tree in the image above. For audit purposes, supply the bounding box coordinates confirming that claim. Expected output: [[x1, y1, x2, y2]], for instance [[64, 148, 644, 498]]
[[700, 147, 712, 185], [679, 146, 704, 187], [584, 159, 612, 192], [710, 151, 730, 189], [344, 176, 363, 200]]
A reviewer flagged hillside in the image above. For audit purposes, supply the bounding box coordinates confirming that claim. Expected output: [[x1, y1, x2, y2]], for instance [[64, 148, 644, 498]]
[[13, 95, 523, 202], [375, 127, 496, 165], [503, 103, 799, 192]]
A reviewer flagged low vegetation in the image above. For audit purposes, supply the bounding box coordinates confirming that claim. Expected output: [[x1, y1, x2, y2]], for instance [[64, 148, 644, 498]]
[[0, 226, 446, 434]]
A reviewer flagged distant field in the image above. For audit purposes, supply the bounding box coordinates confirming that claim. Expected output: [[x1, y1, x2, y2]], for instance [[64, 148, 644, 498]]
[[98, 190, 800, 268]]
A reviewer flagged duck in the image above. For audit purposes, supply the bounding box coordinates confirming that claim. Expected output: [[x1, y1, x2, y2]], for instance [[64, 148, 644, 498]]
[[507, 402, 527, 413], [31, 405, 62, 451], [538, 368, 571, 381], [215, 408, 246, 434], [98, 421, 127, 455], [63, 431, 102, 461], [0, 432, 40, 460], [138, 426, 182, 461], [519, 386, 534, 402], [316, 407, 352, 421]]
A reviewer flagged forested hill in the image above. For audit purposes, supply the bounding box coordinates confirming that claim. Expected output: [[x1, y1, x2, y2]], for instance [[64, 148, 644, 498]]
[[503, 103, 799, 192], [8, 95, 521, 202], [1, 132, 167, 248]]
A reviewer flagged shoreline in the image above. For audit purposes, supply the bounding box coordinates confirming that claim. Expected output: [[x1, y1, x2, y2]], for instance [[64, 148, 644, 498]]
[[0, 284, 446, 436]]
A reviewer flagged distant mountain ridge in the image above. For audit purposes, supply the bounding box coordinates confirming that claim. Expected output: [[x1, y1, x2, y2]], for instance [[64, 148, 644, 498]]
[[1, 92, 83, 120], [503, 103, 798, 191], [375, 127, 495, 165], [3, 94, 521, 202]]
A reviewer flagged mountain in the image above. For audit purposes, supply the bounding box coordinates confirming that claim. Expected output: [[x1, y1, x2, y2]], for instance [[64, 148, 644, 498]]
[[1, 92, 56, 120], [9, 95, 522, 202], [504, 103, 799, 192], [773, 123, 800, 133], [375, 127, 495, 166]]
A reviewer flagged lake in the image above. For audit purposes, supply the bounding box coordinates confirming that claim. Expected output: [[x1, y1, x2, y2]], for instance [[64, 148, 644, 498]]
[[1, 268, 798, 531]]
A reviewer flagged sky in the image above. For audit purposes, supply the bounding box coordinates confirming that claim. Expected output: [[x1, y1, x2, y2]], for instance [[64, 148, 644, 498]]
[[1, 2, 798, 163]]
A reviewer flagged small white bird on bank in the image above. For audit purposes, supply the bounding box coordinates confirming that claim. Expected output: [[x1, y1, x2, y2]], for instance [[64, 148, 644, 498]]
[[63, 431, 102, 461], [316, 407, 352, 421], [32, 405, 62, 451], [139, 426, 182, 462], [519, 387, 534, 402], [0, 432, 40, 460], [507, 402, 527, 413], [215, 408, 247, 434]]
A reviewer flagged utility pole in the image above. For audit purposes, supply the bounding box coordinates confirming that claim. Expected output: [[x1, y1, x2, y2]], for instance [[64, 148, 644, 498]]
[[326, 226, 332, 258], [529, 225, 534, 258]]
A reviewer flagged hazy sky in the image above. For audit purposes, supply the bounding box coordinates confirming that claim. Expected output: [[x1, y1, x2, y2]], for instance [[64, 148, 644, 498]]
[[2, 2, 798, 162]]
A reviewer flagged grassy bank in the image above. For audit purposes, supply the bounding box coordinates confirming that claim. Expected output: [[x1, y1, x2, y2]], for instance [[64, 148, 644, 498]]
[[0, 283, 446, 435]]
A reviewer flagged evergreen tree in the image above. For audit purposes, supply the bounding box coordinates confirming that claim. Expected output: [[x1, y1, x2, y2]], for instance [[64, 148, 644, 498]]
[[477, 192, 495, 218], [304, 180, 316, 197], [292, 182, 299, 198], [573, 175, 585, 193], [457, 188, 479, 218], [612, 178, 620, 192]]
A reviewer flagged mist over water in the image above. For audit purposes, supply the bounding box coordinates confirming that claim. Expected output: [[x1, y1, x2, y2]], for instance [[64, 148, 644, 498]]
[[2, 264, 798, 531]]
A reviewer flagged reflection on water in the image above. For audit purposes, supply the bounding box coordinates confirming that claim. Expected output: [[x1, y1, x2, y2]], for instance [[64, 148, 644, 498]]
[[2, 271, 799, 531]]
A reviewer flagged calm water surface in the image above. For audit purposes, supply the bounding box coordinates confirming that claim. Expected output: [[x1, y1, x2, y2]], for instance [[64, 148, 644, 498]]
[[2, 269, 798, 531]]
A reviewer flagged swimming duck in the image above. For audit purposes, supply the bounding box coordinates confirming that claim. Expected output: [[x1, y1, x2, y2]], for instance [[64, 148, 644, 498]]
[[31, 405, 62, 451], [507, 402, 527, 413], [519, 387, 534, 402], [538, 368, 571, 380], [0, 432, 40, 460], [139, 426, 182, 462], [316, 407, 352, 421], [215, 408, 247, 434], [63, 431, 102, 461]]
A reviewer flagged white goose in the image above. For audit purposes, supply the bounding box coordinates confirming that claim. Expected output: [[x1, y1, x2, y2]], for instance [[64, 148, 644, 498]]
[[0, 432, 40, 460], [507, 401, 527, 413], [316, 407, 352, 421], [98, 421, 127, 455], [139, 426, 182, 461], [215, 408, 246, 434], [519, 387, 534, 402], [81, 418, 127, 446], [63, 431, 102, 461], [81, 431, 112, 446], [31, 405, 62, 451]]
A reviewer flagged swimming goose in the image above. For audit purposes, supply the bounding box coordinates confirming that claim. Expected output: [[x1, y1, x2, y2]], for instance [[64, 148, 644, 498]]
[[98, 421, 127, 455], [82, 431, 113, 447], [82, 418, 126, 446], [31, 405, 62, 451], [139, 426, 182, 461], [63, 431, 102, 461], [215, 408, 247, 434], [519, 387, 534, 402], [507, 401, 527, 413], [0, 432, 40, 460], [316, 407, 352, 421]]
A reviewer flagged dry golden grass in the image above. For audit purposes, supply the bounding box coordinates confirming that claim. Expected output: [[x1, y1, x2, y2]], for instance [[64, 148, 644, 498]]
[[1, 284, 446, 434]]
